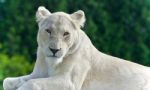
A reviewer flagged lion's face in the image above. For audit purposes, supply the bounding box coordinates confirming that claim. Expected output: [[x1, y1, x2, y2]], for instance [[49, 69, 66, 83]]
[[36, 6, 85, 59], [38, 15, 76, 58]]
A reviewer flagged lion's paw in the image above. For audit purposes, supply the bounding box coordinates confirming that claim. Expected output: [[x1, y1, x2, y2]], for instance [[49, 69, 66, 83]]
[[3, 77, 25, 90], [17, 80, 42, 90]]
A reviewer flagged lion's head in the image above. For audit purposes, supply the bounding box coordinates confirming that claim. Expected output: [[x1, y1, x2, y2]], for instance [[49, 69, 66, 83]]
[[36, 6, 85, 59]]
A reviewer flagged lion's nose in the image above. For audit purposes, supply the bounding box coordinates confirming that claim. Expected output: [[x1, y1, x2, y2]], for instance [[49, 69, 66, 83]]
[[49, 47, 60, 55]]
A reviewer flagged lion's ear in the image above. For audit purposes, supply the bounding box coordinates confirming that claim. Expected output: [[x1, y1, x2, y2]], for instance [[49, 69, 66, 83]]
[[70, 10, 86, 28], [36, 6, 51, 23]]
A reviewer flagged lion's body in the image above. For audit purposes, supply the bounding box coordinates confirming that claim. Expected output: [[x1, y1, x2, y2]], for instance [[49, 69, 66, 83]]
[[60, 30, 150, 90], [3, 7, 150, 90], [78, 31, 150, 90]]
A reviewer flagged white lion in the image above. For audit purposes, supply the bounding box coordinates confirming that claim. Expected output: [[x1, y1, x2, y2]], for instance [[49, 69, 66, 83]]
[[3, 6, 150, 90]]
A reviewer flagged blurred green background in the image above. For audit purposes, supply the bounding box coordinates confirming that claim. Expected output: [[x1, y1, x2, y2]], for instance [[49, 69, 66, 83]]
[[1, 0, 150, 89]]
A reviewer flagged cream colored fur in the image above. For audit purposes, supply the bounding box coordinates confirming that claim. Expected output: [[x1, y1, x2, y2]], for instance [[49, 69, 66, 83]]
[[3, 6, 150, 90]]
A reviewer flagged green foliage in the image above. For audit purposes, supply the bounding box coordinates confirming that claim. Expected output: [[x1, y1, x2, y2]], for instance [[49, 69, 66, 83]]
[[0, 54, 33, 79], [1, 0, 150, 89], [0, 85, 2, 90]]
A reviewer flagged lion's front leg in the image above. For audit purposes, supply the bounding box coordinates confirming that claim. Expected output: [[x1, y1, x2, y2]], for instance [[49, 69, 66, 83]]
[[17, 75, 75, 90], [3, 48, 48, 90], [3, 75, 32, 90], [17, 80, 42, 90]]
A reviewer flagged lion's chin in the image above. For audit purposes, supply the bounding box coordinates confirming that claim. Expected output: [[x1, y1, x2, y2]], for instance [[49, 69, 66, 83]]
[[45, 56, 63, 65]]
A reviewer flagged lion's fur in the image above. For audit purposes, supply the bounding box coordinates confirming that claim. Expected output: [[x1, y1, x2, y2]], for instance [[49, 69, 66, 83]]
[[3, 6, 150, 90]]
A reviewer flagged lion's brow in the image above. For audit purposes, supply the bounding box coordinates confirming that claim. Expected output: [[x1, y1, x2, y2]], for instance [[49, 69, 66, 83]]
[[57, 15, 77, 30]]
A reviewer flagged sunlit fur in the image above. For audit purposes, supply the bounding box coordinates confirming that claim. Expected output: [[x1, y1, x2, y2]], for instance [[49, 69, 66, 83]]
[[3, 6, 150, 90]]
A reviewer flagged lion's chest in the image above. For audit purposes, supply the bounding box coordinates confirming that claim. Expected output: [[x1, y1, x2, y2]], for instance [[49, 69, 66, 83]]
[[45, 57, 63, 76]]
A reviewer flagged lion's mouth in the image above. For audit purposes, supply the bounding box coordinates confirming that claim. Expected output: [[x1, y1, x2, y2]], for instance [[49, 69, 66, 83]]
[[47, 55, 58, 58]]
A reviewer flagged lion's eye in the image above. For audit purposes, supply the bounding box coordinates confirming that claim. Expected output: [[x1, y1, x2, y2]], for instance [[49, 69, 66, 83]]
[[45, 29, 51, 34], [63, 32, 69, 36]]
